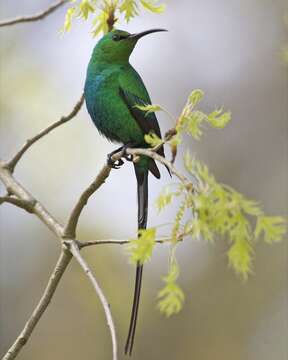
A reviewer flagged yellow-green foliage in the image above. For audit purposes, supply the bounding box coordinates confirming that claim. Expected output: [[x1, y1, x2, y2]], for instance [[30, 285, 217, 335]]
[[158, 253, 185, 317], [62, 0, 166, 36], [148, 89, 286, 312], [128, 227, 156, 264], [176, 89, 231, 140]]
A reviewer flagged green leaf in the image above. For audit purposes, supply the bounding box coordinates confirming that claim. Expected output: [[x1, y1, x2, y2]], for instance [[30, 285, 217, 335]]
[[156, 186, 175, 212], [207, 108, 231, 128], [228, 238, 253, 280], [79, 0, 95, 20], [62, 7, 76, 32], [158, 261, 184, 316], [183, 150, 194, 174], [140, 0, 166, 13], [91, 9, 109, 36], [129, 228, 156, 264], [134, 103, 163, 115], [255, 216, 287, 243], [120, 0, 138, 22], [144, 132, 162, 147], [189, 89, 204, 107]]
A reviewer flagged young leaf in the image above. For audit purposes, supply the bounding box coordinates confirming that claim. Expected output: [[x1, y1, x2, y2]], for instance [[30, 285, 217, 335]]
[[228, 238, 253, 280], [120, 0, 138, 21], [255, 216, 287, 243], [207, 108, 231, 128], [156, 186, 175, 212], [158, 260, 184, 316], [62, 7, 76, 32], [144, 132, 162, 147], [140, 0, 166, 13], [134, 103, 163, 115], [79, 0, 95, 20], [189, 89, 204, 107], [129, 228, 156, 264]]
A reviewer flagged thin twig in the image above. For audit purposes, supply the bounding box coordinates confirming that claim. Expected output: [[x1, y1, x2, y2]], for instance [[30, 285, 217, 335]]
[[67, 240, 118, 360], [5, 94, 84, 173], [78, 238, 170, 249], [0, 195, 36, 213], [0, 0, 67, 27], [64, 164, 112, 239], [127, 147, 193, 187], [2, 249, 72, 360]]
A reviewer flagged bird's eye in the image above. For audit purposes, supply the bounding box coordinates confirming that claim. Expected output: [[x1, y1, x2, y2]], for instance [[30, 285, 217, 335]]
[[112, 34, 125, 41]]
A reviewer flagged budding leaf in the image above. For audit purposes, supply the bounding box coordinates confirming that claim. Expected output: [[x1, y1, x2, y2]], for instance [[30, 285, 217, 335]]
[[129, 228, 156, 264], [158, 261, 184, 317], [144, 132, 162, 147], [255, 216, 287, 243], [207, 108, 231, 128], [134, 103, 163, 115], [140, 0, 166, 13], [189, 89, 204, 107], [120, 0, 139, 22]]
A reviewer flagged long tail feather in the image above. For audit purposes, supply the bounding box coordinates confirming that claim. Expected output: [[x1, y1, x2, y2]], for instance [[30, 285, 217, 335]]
[[124, 166, 148, 355]]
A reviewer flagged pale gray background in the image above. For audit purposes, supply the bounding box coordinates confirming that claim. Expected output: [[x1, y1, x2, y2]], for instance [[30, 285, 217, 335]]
[[0, 0, 287, 359]]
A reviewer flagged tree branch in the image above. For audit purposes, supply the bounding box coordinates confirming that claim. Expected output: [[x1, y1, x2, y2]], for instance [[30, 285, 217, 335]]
[[78, 238, 171, 249], [2, 249, 72, 360], [0, 0, 68, 27], [0, 195, 36, 213], [4, 94, 84, 173], [66, 240, 118, 360]]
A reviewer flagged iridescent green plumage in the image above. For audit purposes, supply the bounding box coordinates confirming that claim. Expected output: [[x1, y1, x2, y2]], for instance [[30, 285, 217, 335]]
[[84, 28, 167, 355]]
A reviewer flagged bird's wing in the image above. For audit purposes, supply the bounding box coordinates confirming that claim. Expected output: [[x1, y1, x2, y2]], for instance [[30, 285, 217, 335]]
[[119, 87, 162, 140], [119, 67, 169, 179]]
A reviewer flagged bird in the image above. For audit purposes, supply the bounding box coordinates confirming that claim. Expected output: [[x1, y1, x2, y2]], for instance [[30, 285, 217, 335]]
[[84, 28, 168, 355]]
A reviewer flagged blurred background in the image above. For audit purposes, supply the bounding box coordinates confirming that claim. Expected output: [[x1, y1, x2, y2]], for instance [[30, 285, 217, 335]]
[[0, 0, 287, 359]]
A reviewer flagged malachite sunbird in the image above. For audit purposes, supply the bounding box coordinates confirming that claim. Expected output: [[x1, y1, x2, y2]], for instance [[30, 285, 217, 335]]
[[84, 28, 168, 355]]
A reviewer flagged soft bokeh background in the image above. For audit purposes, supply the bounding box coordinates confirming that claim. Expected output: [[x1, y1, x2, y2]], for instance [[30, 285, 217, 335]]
[[0, 1, 287, 359]]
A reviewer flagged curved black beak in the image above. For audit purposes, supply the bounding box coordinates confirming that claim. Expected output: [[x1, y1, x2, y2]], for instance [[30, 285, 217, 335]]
[[129, 28, 168, 41]]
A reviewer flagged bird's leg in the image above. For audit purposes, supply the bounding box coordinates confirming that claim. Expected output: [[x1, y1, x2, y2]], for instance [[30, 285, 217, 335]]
[[107, 146, 125, 169], [122, 143, 136, 162]]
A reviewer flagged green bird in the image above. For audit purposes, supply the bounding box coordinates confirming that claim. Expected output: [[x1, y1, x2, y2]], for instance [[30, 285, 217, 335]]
[[84, 28, 168, 355]]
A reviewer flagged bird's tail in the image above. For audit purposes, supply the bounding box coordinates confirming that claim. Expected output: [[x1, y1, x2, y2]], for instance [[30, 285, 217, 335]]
[[124, 165, 148, 356]]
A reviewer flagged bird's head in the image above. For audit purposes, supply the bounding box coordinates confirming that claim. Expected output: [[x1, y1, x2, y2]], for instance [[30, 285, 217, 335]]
[[91, 28, 167, 64]]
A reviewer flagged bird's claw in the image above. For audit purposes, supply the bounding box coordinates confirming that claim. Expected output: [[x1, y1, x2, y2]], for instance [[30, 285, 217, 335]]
[[123, 153, 133, 162], [107, 155, 124, 169]]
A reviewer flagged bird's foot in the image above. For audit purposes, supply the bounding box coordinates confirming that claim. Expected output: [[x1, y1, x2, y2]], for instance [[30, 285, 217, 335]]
[[107, 156, 124, 169], [122, 145, 134, 162], [107, 144, 135, 169]]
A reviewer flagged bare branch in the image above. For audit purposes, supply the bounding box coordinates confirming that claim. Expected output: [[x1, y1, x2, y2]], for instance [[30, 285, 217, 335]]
[[79, 238, 171, 249], [0, 0, 67, 27], [66, 240, 118, 360], [0, 160, 64, 238], [127, 148, 194, 188], [5, 94, 84, 173], [2, 249, 72, 360], [0, 195, 35, 213], [64, 164, 112, 239]]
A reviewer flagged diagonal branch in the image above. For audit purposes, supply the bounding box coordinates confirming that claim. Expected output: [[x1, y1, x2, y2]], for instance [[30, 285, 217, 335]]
[[2, 249, 72, 360], [66, 240, 118, 360], [0, 0, 68, 27], [4, 94, 84, 173], [0, 195, 36, 213]]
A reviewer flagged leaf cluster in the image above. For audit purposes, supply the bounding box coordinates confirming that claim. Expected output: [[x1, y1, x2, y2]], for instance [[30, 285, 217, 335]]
[[62, 0, 166, 36], [134, 89, 287, 315]]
